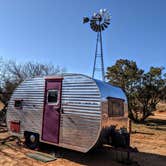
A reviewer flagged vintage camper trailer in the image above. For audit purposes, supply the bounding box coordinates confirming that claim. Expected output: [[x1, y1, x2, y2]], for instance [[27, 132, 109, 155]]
[[6, 73, 130, 152]]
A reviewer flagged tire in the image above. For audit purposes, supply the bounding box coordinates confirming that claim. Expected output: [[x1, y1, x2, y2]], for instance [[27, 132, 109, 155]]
[[24, 131, 39, 150]]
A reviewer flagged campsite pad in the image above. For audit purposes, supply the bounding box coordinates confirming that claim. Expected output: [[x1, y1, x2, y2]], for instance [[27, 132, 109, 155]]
[[26, 152, 57, 162]]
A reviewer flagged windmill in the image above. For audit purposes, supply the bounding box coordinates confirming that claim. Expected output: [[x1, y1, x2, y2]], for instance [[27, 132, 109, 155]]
[[83, 9, 111, 81]]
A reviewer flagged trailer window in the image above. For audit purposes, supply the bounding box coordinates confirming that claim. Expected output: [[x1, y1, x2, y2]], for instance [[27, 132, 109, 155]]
[[108, 98, 124, 117], [14, 100, 23, 109], [47, 90, 58, 104]]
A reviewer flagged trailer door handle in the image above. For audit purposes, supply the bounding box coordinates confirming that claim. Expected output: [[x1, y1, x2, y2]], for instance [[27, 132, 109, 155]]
[[60, 108, 64, 114]]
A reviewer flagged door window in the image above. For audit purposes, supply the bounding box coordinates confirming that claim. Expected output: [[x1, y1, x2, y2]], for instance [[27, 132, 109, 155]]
[[47, 90, 59, 105]]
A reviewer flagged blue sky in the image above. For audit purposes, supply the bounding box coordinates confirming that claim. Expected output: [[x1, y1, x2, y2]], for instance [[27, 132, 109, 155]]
[[0, 0, 166, 78]]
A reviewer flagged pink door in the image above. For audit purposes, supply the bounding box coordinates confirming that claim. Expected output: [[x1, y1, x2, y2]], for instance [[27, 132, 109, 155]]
[[42, 78, 63, 144]]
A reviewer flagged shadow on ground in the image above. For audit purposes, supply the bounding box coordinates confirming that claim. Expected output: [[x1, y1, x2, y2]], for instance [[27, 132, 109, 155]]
[[38, 142, 166, 166]]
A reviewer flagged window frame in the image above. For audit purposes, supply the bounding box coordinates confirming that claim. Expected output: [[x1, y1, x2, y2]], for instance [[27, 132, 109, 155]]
[[107, 97, 125, 117], [47, 89, 59, 105], [14, 99, 23, 109]]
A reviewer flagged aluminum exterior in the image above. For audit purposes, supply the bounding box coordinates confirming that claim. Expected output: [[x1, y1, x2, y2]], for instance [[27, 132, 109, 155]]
[[59, 74, 101, 152], [6, 73, 127, 152], [7, 77, 45, 137], [6, 74, 102, 152], [94, 79, 127, 101]]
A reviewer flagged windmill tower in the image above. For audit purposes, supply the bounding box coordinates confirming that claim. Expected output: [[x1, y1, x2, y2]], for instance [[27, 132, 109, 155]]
[[83, 9, 111, 81]]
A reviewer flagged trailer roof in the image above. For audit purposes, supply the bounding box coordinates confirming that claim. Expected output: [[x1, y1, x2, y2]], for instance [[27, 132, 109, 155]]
[[94, 79, 127, 101]]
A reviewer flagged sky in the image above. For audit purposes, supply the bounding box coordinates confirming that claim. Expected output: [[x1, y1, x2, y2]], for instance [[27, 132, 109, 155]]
[[0, 0, 166, 79]]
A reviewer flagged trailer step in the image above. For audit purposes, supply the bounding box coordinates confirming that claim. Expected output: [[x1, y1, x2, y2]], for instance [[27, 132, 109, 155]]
[[26, 152, 57, 162]]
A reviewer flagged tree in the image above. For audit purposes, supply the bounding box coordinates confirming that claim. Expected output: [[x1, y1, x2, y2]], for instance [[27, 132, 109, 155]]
[[5, 61, 65, 82], [106, 59, 166, 123], [0, 59, 66, 104], [0, 80, 18, 105], [135, 67, 166, 122]]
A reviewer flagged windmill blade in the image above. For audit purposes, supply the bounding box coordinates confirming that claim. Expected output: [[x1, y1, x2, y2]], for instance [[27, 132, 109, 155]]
[[90, 22, 95, 29], [90, 20, 96, 24], [104, 21, 110, 25], [99, 9, 103, 14], [93, 24, 98, 32], [107, 14, 111, 19], [106, 18, 111, 22], [101, 25, 105, 31], [90, 22, 96, 29], [103, 9, 108, 13], [90, 21, 95, 25], [91, 26, 96, 31], [103, 23, 108, 28]]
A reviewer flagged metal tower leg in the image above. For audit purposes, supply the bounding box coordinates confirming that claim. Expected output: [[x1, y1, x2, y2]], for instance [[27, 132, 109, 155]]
[[92, 30, 105, 81], [92, 31, 99, 79], [100, 30, 105, 82]]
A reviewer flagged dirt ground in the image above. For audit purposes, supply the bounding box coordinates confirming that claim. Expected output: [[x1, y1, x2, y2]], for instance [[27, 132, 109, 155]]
[[0, 112, 166, 166]]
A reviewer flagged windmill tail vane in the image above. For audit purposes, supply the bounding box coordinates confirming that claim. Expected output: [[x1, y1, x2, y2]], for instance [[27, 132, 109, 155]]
[[83, 17, 90, 24], [83, 9, 111, 81]]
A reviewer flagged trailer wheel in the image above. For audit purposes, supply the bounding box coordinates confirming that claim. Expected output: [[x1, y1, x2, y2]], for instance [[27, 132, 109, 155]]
[[24, 131, 39, 150]]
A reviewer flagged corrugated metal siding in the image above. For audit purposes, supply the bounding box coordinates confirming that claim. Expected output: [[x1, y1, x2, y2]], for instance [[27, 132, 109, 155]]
[[7, 77, 45, 136], [6, 74, 102, 152], [60, 74, 101, 151]]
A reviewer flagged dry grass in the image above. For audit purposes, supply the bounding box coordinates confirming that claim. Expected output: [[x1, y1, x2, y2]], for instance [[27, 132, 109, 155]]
[[156, 102, 166, 113], [131, 117, 166, 155], [0, 111, 166, 166]]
